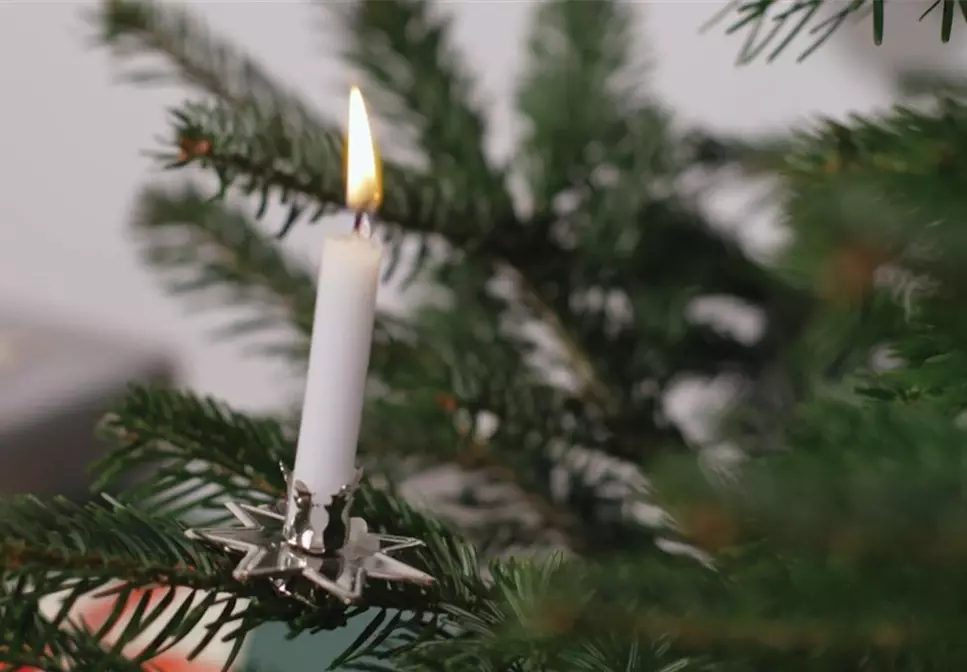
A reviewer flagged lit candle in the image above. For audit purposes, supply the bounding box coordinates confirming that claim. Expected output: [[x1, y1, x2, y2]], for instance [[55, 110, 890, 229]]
[[288, 86, 382, 548]]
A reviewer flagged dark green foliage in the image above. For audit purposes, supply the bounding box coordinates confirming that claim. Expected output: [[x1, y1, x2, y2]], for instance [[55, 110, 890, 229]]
[[94, 385, 291, 520], [781, 100, 967, 284], [656, 395, 967, 560], [517, 0, 650, 204], [718, 0, 967, 62], [0, 495, 249, 668]]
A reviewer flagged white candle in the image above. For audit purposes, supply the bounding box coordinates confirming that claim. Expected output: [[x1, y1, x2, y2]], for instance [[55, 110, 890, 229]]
[[288, 86, 383, 548]]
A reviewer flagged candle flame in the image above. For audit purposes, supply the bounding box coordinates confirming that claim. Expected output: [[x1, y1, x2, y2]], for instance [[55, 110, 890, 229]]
[[345, 86, 382, 215]]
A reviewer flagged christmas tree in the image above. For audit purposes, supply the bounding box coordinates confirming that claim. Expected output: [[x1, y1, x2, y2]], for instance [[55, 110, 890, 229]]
[[4, 0, 967, 670]]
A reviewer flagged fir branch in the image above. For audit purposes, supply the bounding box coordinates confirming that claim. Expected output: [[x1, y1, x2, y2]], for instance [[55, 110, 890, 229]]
[[94, 386, 488, 608], [96, 383, 449, 526], [559, 554, 967, 661], [683, 130, 793, 175], [7, 381, 520, 664], [96, 380, 632, 560], [132, 180, 420, 377], [784, 103, 966, 177], [90, 385, 636, 666], [517, 0, 661, 208], [435, 322, 659, 555], [93, 0, 325, 128], [896, 68, 967, 98], [418, 550, 967, 669], [779, 99, 967, 297], [866, 292, 967, 416], [162, 100, 513, 250], [0, 600, 147, 672], [0, 493, 479, 668], [131, 182, 318, 361], [656, 394, 967, 563], [0, 497, 250, 669], [714, 0, 967, 63], [94, 385, 291, 522], [326, 0, 511, 211], [0, 497, 227, 589]]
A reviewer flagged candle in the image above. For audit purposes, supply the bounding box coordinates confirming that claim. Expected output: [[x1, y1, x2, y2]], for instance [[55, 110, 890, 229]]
[[288, 86, 383, 548]]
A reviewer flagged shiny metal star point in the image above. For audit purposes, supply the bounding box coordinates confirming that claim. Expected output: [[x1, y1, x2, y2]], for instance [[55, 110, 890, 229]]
[[186, 498, 433, 604]]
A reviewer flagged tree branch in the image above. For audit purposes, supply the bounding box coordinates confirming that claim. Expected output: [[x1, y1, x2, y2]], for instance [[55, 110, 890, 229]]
[[0, 492, 476, 667], [131, 181, 320, 361], [712, 0, 967, 63], [517, 0, 653, 209], [94, 0, 325, 127]]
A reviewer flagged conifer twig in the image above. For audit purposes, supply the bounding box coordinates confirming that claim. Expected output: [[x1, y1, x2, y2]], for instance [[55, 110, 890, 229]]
[[0, 494, 477, 666], [131, 182, 318, 355], [95, 0, 325, 127], [510, 265, 619, 416]]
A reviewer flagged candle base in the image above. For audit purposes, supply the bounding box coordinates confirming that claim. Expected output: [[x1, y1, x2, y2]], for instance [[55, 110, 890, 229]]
[[282, 465, 361, 556], [184, 465, 434, 605]]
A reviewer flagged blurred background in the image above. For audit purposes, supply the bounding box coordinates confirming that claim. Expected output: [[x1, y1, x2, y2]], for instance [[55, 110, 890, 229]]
[[0, 0, 964, 668]]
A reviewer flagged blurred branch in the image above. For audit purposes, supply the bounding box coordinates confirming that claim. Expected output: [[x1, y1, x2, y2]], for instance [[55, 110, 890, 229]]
[[94, 0, 326, 128], [131, 182, 318, 361], [131, 182, 412, 366], [517, 0, 660, 209], [656, 394, 967, 564], [778, 100, 967, 297], [324, 0, 511, 211], [363, 300, 660, 556], [406, 547, 967, 669], [685, 130, 793, 175], [896, 68, 967, 98]]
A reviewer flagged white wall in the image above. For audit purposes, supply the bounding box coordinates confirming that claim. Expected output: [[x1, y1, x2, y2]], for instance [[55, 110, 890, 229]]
[[0, 0, 958, 417]]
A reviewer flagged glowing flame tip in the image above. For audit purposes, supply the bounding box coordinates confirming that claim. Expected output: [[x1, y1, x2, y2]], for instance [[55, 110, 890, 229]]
[[345, 87, 381, 215]]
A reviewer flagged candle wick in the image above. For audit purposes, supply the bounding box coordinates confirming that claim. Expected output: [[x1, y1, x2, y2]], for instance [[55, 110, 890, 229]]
[[353, 211, 372, 239]]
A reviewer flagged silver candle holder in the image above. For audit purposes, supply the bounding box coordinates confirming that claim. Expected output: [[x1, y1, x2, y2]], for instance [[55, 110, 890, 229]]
[[185, 464, 434, 605]]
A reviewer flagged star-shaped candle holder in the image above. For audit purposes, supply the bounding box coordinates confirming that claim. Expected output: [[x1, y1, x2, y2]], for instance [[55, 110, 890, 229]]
[[184, 466, 433, 605]]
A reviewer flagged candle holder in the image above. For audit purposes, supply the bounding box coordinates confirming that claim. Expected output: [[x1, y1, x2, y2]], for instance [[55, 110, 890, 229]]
[[184, 464, 434, 605]]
